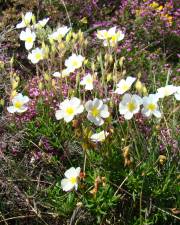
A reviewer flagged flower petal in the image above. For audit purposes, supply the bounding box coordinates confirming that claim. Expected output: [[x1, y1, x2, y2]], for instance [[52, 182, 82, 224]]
[[7, 106, 16, 113], [55, 110, 63, 120], [100, 105, 110, 118], [61, 178, 74, 192], [124, 112, 133, 120]]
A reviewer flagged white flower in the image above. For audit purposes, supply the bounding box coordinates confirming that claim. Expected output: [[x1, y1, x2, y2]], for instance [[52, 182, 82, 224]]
[[119, 94, 142, 120], [97, 27, 124, 47], [7, 93, 30, 113], [90, 131, 109, 142], [65, 54, 85, 73], [142, 94, 161, 118], [35, 18, 49, 29], [174, 86, 180, 100], [80, 73, 93, 90], [55, 97, 84, 123], [102, 97, 110, 103], [20, 28, 36, 50], [115, 76, 136, 95], [16, 12, 33, 29], [157, 85, 177, 98], [61, 167, 81, 192], [48, 26, 70, 41], [52, 69, 70, 78], [28, 47, 44, 64], [85, 98, 110, 126], [97, 27, 116, 40], [109, 30, 125, 47], [53, 72, 61, 78]]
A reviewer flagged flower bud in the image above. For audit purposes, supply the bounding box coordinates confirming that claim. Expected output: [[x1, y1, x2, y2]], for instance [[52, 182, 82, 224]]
[[42, 42, 49, 59], [104, 62, 108, 68], [66, 31, 72, 43], [72, 32, 77, 41], [142, 86, 148, 96], [135, 79, 143, 93], [44, 73, 50, 81], [51, 79, 56, 88], [57, 36, 62, 43], [105, 53, 108, 61], [78, 31, 84, 43], [122, 70, 126, 76], [0, 98, 4, 106], [108, 54, 113, 63], [123, 146, 130, 158], [10, 57, 14, 66], [72, 119, 79, 128], [32, 15, 36, 25], [12, 80, 18, 90], [0, 61, 4, 69], [58, 42, 65, 50], [10, 90, 17, 99], [51, 43, 56, 52], [91, 62, 95, 71], [76, 202, 83, 207], [97, 55, 101, 62], [159, 155, 166, 165], [38, 82, 43, 90], [107, 73, 112, 82], [84, 39, 88, 46], [137, 72, 141, 79], [84, 59, 88, 65], [119, 57, 125, 67], [15, 76, 20, 83]]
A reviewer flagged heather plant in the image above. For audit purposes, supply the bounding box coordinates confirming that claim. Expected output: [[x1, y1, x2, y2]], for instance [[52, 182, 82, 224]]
[[0, 1, 180, 225]]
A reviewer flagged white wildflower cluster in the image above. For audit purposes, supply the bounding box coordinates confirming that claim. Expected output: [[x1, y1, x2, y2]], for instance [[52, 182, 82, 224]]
[[115, 77, 179, 120], [48, 26, 70, 42], [7, 15, 180, 193], [90, 131, 109, 142], [55, 97, 109, 126], [55, 97, 84, 123], [64, 54, 85, 74], [17, 12, 49, 64], [7, 93, 29, 113], [80, 73, 94, 90], [58, 82, 179, 193], [53, 54, 85, 78], [96, 26, 125, 47]]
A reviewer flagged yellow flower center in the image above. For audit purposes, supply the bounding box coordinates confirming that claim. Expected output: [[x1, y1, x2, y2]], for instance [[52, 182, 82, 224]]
[[122, 83, 129, 92], [70, 177, 77, 185], [127, 102, 136, 112], [91, 107, 100, 117], [25, 18, 30, 24], [111, 35, 117, 42], [35, 52, 42, 60], [66, 107, 74, 116], [26, 36, 33, 43], [104, 32, 109, 39], [14, 101, 23, 109], [147, 103, 156, 111], [72, 60, 79, 67], [86, 77, 92, 84]]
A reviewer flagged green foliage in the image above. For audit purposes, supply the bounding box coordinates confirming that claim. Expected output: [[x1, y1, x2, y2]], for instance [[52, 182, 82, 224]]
[[46, 182, 76, 216], [84, 184, 119, 224]]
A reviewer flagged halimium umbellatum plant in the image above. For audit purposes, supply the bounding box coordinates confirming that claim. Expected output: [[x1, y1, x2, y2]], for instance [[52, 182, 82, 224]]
[[0, 1, 179, 224]]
